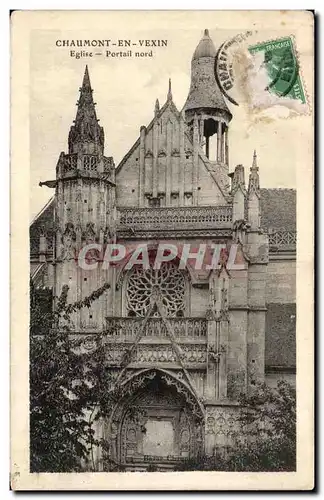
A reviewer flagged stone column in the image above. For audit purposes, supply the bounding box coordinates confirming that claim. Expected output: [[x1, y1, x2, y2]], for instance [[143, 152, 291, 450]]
[[205, 407, 216, 456], [193, 115, 199, 204], [56, 179, 64, 231], [76, 178, 82, 233], [77, 151, 82, 171], [139, 126, 146, 207], [248, 192, 260, 230], [152, 118, 158, 198], [219, 130, 223, 163], [179, 112, 185, 205], [222, 127, 225, 163], [206, 136, 210, 159], [206, 316, 217, 400], [232, 165, 245, 222], [227, 269, 249, 398], [217, 120, 222, 162], [218, 320, 229, 399], [246, 232, 269, 391], [199, 116, 204, 145], [225, 127, 229, 166], [165, 120, 172, 206]]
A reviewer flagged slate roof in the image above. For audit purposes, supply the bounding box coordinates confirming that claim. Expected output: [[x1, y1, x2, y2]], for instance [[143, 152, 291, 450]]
[[30, 197, 55, 258], [184, 31, 232, 118], [260, 188, 296, 231], [184, 76, 232, 115], [192, 28, 217, 61], [265, 303, 296, 369]]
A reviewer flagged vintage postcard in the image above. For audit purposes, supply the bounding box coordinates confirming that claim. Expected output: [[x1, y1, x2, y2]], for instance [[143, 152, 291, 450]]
[[11, 10, 314, 490]]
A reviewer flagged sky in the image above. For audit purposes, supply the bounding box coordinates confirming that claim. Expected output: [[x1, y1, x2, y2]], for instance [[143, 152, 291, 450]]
[[29, 21, 305, 221]]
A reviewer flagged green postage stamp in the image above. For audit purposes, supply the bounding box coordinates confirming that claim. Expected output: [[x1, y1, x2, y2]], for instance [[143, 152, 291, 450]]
[[248, 36, 306, 104], [215, 32, 308, 116]]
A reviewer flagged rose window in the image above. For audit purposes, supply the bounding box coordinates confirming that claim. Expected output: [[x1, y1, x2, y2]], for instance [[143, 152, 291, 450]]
[[126, 263, 186, 317]]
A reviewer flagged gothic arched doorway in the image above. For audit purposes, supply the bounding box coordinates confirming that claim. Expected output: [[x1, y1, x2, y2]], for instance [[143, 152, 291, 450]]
[[105, 370, 204, 471]]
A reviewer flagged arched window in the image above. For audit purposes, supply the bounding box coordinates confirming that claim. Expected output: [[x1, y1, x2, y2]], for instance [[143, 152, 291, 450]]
[[126, 262, 187, 317]]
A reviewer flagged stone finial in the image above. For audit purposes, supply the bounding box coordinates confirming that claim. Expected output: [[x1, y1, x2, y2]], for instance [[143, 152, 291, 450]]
[[248, 150, 260, 194], [82, 65, 91, 88], [252, 149, 258, 171], [231, 165, 246, 222], [154, 98, 160, 116], [248, 150, 261, 229], [232, 164, 245, 192], [167, 78, 173, 101]]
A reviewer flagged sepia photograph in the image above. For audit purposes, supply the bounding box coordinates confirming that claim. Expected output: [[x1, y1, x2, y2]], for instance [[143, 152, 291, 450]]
[[11, 10, 314, 490]]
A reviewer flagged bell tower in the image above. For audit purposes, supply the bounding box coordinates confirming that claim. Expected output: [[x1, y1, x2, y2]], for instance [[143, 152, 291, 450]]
[[52, 66, 116, 330], [184, 29, 232, 167], [68, 66, 104, 156]]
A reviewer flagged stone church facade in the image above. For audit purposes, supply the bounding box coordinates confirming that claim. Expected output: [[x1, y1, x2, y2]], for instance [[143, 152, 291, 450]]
[[30, 30, 296, 470]]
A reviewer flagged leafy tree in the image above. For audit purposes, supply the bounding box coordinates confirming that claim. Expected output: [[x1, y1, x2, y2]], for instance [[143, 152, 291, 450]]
[[30, 280, 117, 472], [175, 380, 296, 472], [230, 380, 296, 471]]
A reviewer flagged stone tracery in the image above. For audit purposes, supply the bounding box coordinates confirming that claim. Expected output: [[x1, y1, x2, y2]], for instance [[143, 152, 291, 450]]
[[105, 371, 204, 468], [126, 262, 186, 317]]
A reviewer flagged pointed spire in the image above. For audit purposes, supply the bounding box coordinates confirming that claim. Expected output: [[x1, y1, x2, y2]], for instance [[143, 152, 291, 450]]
[[252, 149, 258, 170], [75, 65, 96, 123], [248, 150, 260, 194], [248, 150, 260, 228], [68, 66, 104, 154], [154, 98, 160, 116], [82, 64, 91, 88], [167, 78, 173, 101]]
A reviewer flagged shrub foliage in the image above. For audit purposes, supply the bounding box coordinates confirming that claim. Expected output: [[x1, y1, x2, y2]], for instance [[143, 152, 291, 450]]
[[30, 280, 116, 472], [175, 380, 296, 472]]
